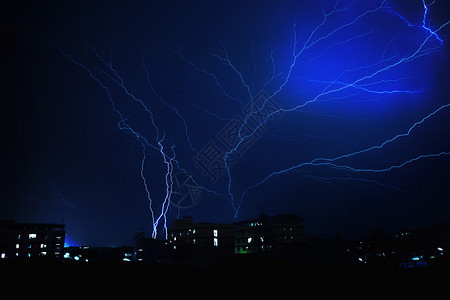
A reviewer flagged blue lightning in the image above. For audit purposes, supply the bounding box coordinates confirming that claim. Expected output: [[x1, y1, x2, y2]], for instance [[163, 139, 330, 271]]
[[208, 0, 450, 216], [239, 103, 450, 212], [44, 0, 450, 236], [40, 39, 194, 239], [390, 0, 450, 44]]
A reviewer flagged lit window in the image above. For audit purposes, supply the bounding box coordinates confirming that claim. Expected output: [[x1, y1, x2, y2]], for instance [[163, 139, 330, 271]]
[[40, 252, 47, 256], [16, 244, 19, 249], [29, 233, 37, 239], [248, 237, 252, 243], [213, 238, 218, 247], [213, 229, 218, 237], [40, 244, 47, 248], [1, 253, 5, 259]]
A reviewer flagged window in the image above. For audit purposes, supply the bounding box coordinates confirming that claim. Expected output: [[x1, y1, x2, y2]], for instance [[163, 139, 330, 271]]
[[213, 238, 218, 247], [213, 229, 218, 237], [29, 233, 37, 239]]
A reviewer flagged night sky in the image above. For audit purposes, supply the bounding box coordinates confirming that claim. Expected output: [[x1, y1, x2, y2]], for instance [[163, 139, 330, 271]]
[[2, 0, 450, 246]]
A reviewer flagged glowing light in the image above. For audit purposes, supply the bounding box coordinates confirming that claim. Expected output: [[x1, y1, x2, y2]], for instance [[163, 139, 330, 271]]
[[45, 0, 450, 231]]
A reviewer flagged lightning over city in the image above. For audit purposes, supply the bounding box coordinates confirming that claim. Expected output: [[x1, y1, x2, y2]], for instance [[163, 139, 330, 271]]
[[3, 0, 450, 249]]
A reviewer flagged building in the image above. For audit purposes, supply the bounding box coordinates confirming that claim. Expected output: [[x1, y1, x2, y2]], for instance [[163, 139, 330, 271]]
[[167, 217, 234, 251], [0, 220, 65, 260], [63, 246, 134, 262], [234, 213, 305, 254], [134, 232, 168, 262]]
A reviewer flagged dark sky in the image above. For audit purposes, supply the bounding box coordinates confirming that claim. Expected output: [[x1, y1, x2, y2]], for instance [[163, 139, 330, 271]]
[[2, 0, 450, 246]]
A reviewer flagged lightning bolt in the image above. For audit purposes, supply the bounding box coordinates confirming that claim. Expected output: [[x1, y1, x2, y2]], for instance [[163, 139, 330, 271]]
[[43, 0, 450, 237], [39, 39, 193, 239], [229, 0, 450, 215]]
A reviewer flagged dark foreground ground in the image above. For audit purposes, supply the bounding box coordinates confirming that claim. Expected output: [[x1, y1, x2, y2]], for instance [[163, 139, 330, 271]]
[[1, 255, 448, 292]]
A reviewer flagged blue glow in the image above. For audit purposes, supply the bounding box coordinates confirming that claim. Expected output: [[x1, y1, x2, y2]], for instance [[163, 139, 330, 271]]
[[44, 0, 450, 237], [229, 0, 450, 215], [64, 236, 79, 248]]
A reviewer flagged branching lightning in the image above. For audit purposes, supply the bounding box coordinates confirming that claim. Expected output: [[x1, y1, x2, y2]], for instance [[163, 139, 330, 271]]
[[217, 0, 450, 216], [47, 0, 450, 238]]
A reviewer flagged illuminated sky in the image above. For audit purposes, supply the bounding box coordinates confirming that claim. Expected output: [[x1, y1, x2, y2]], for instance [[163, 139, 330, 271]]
[[2, 0, 450, 246]]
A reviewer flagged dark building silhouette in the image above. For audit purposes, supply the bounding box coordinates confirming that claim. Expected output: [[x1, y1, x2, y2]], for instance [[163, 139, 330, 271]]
[[0, 220, 65, 260], [234, 213, 305, 254], [167, 217, 234, 251], [63, 245, 133, 262], [343, 223, 450, 269], [134, 232, 168, 262], [165, 214, 305, 256]]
